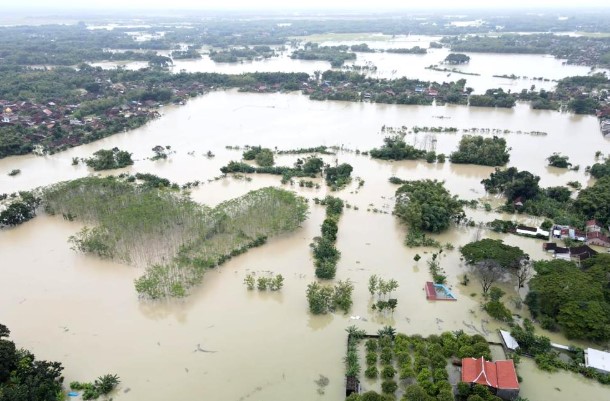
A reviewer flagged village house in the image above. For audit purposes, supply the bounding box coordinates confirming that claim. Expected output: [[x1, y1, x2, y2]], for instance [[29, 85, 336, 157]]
[[543, 243, 598, 262], [461, 357, 520, 400], [551, 225, 586, 241]]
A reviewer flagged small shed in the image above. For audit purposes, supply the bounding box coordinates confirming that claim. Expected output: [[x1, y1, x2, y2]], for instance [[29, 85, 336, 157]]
[[499, 330, 519, 352], [345, 376, 360, 397], [585, 348, 610, 374]]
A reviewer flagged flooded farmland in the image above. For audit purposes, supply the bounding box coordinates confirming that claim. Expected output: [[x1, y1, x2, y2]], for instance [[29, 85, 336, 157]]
[[2, 37, 610, 401]]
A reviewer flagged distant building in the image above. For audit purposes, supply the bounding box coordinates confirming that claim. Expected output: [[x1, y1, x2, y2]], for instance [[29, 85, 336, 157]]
[[585, 348, 610, 374], [461, 357, 520, 400]]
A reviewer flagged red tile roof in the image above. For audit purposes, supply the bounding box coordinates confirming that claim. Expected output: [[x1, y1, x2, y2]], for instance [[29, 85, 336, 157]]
[[462, 357, 519, 390]]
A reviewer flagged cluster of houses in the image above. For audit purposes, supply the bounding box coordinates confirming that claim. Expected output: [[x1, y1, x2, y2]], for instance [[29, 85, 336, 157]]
[[540, 220, 610, 262]]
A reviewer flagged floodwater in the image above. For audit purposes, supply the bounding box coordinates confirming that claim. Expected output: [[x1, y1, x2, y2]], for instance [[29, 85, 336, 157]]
[[2, 50, 610, 401], [90, 33, 609, 94]]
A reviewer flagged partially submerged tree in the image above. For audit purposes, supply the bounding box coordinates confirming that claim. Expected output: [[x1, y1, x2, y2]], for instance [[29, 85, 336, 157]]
[[394, 179, 464, 233], [472, 259, 504, 294]]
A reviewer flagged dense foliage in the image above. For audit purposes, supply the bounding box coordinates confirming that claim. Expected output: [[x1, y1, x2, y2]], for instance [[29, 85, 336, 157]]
[[369, 136, 427, 161], [325, 163, 353, 189], [242, 146, 275, 167], [469, 89, 516, 108], [547, 153, 572, 168], [460, 239, 528, 269], [0, 191, 41, 227], [450, 136, 510, 166], [312, 196, 344, 279], [481, 167, 540, 201], [574, 176, 610, 227], [525, 257, 610, 341], [394, 180, 464, 233], [0, 323, 65, 401], [84, 148, 133, 171], [291, 43, 356, 67], [306, 280, 354, 314], [590, 158, 610, 179]]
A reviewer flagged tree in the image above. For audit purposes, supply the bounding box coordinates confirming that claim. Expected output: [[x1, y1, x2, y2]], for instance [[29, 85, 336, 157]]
[[547, 153, 572, 168], [394, 180, 464, 233], [472, 260, 503, 294], [525, 258, 610, 341], [85, 148, 133, 171], [450, 136, 510, 166], [460, 239, 528, 270], [515, 261, 532, 288], [302, 156, 324, 175], [325, 163, 353, 188], [481, 167, 540, 201], [402, 384, 430, 401], [557, 301, 610, 341], [306, 282, 333, 314], [255, 148, 275, 167], [445, 53, 470, 64], [484, 287, 513, 322], [574, 176, 610, 227]]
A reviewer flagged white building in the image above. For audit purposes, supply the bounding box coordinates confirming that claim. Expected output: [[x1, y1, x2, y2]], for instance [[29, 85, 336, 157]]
[[585, 348, 610, 374]]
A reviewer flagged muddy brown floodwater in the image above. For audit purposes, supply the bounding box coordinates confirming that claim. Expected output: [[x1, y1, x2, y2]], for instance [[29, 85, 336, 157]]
[[2, 46, 610, 401]]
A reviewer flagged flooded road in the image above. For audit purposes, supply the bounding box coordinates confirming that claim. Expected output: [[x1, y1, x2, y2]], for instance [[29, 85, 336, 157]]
[[2, 47, 610, 401]]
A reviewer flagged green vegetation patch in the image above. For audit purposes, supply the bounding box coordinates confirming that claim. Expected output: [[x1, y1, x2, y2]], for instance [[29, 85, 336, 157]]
[[394, 179, 465, 234], [43, 176, 308, 298], [85, 148, 134, 171], [525, 256, 610, 342], [450, 135, 510, 166]]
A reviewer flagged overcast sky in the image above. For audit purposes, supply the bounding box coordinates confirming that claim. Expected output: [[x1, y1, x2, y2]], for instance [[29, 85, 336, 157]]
[[5, 0, 610, 10]]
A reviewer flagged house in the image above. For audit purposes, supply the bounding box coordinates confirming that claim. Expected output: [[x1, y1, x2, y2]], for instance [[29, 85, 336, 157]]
[[461, 357, 519, 400], [586, 220, 603, 233], [572, 229, 587, 242], [585, 348, 610, 374], [551, 225, 586, 241], [543, 243, 571, 260], [587, 231, 610, 248], [513, 197, 524, 208], [569, 245, 598, 262]]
